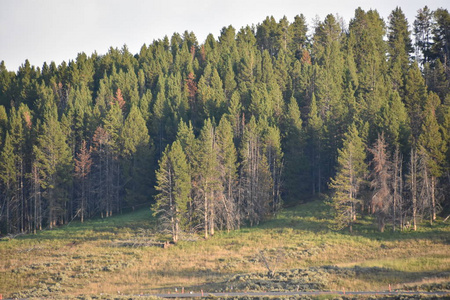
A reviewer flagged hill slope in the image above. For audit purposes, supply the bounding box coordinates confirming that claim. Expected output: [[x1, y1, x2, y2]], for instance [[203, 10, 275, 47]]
[[0, 201, 449, 298]]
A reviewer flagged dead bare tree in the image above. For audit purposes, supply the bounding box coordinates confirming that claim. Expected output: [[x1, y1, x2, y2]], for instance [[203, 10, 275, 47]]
[[257, 249, 285, 278], [369, 133, 391, 232], [392, 146, 403, 231]]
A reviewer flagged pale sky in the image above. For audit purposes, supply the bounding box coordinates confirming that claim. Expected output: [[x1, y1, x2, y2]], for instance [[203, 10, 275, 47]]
[[0, 0, 448, 72]]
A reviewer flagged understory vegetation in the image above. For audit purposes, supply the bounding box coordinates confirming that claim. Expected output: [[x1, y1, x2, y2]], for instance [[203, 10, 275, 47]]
[[0, 201, 448, 299]]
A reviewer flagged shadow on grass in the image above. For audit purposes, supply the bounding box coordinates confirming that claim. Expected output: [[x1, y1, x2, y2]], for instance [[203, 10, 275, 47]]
[[151, 265, 450, 293], [12, 208, 156, 242], [5, 199, 450, 246], [257, 200, 450, 244]]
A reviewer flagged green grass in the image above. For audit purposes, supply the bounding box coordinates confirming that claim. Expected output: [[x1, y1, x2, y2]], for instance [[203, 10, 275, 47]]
[[0, 200, 449, 299]]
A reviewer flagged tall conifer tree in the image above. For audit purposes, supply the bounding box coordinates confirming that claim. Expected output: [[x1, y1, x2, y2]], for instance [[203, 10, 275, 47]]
[[153, 141, 190, 243], [33, 110, 72, 228], [329, 124, 367, 232], [418, 92, 447, 222]]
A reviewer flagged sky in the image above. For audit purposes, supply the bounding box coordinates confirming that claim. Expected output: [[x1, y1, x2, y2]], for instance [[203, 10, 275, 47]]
[[0, 0, 448, 72]]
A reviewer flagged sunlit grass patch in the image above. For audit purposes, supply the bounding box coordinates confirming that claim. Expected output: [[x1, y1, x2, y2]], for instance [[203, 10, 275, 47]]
[[0, 200, 449, 298]]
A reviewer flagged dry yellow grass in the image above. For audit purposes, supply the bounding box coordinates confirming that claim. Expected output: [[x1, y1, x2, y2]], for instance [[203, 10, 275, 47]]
[[0, 201, 449, 298]]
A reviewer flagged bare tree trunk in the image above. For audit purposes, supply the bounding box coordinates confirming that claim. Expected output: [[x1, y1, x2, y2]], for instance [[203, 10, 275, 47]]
[[20, 160, 24, 233], [174, 216, 179, 243], [431, 176, 436, 221], [210, 191, 215, 236], [81, 179, 85, 223], [32, 165, 41, 234], [204, 191, 208, 239], [237, 173, 242, 230], [49, 183, 54, 229], [392, 147, 403, 232], [318, 152, 322, 194], [115, 162, 120, 215], [6, 183, 10, 234], [411, 149, 418, 231]]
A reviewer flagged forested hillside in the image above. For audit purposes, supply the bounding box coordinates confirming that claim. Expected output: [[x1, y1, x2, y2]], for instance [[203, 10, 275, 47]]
[[0, 6, 449, 237]]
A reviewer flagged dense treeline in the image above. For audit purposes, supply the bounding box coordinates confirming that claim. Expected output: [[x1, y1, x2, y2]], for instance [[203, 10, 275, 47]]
[[0, 6, 449, 237]]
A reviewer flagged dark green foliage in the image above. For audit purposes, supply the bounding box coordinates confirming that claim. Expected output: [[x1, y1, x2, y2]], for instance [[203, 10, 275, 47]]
[[404, 62, 428, 143], [414, 6, 434, 64], [329, 124, 367, 232], [153, 140, 190, 242], [289, 14, 308, 57], [282, 97, 307, 203], [33, 112, 73, 228], [387, 7, 413, 96], [121, 105, 153, 206], [1, 7, 450, 235], [430, 8, 450, 67]]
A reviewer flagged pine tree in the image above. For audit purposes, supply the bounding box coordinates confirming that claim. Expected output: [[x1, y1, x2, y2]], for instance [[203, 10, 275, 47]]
[[153, 141, 190, 243], [33, 111, 72, 228], [176, 120, 197, 167], [349, 8, 388, 132], [313, 14, 344, 118], [414, 6, 434, 64], [175, 120, 197, 229], [278, 16, 291, 53], [139, 89, 152, 123], [249, 83, 271, 121], [262, 123, 283, 213], [431, 9, 450, 69], [377, 90, 410, 150], [100, 101, 123, 216], [195, 119, 221, 238], [307, 94, 325, 194], [387, 7, 413, 96], [256, 16, 281, 55], [288, 14, 308, 56], [405, 62, 428, 143], [197, 65, 226, 121], [427, 59, 449, 100], [282, 97, 307, 202], [74, 140, 92, 223], [222, 59, 237, 100], [391, 146, 404, 231], [225, 91, 243, 142], [0, 133, 17, 234], [350, 8, 387, 95], [329, 124, 367, 232], [151, 75, 169, 156], [216, 118, 239, 231], [240, 117, 272, 226], [407, 147, 419, 231], [91, 126, 115, 217], [418, 92, 447, 222], [121, 105, 153, 206], [0, 105, 7, 146], [0, 106, 31, 233], [0, 61, 14, 108]]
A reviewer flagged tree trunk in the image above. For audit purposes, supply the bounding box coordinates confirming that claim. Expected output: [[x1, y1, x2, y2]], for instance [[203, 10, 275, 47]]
[[210, 191, 215, 236], [174, 217, 179, 243], [431, 176, 436, 221], [204, 192, 208, 239], [411, 149, 417, 231]]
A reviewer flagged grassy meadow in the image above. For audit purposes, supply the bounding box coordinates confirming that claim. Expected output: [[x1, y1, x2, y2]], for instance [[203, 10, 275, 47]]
[[0, 200, 449, 299]]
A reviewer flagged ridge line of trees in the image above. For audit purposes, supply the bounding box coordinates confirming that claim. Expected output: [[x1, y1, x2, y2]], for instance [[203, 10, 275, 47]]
[[0, 6, 449, 237]]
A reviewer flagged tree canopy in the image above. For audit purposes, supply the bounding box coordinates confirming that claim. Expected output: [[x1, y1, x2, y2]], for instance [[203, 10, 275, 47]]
[[1, 6, 449, 236]]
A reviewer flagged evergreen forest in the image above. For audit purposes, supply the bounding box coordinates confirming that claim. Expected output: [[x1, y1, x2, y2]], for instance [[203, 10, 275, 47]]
[[0, 6, 449, 239]]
